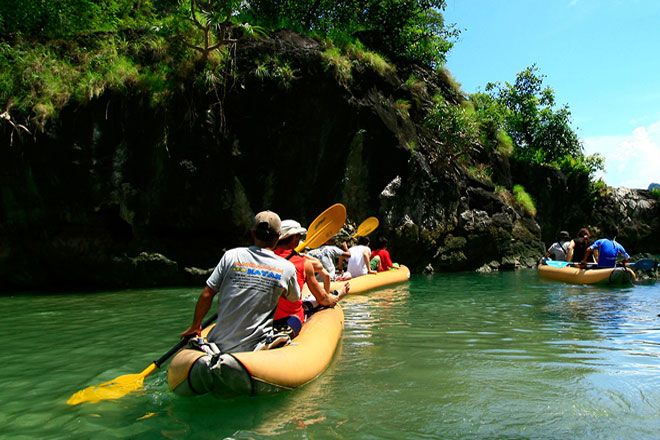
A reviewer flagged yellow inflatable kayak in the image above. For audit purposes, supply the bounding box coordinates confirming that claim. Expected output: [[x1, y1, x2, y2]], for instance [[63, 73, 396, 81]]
[[168, 305, 344, 398], [315, 265, 411, 295], [538, 264, 635, 285]]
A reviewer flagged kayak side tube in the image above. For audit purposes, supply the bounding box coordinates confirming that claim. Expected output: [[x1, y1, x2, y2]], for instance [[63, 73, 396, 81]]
[[168, 304, 344, 398], [327, 264, 411, 294]]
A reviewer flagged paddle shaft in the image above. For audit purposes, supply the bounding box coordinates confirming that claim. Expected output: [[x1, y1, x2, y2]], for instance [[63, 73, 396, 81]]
[[154, 313, 218, 368]]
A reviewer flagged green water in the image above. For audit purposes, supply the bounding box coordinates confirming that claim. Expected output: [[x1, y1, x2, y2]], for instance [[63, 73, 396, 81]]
[[2, 270, 660, 439]]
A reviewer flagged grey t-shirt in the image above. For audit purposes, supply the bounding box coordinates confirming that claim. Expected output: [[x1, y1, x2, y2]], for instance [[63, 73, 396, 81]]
[[547, 240, 570, 261], [307, 245, 345, 280], [206, 246, 300, 352]]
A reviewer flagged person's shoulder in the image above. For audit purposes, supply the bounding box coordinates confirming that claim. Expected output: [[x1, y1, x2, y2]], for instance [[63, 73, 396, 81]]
[[221, 246, 247, 258]]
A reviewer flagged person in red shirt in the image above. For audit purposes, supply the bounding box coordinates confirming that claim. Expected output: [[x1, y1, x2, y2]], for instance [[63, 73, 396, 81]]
[[370, 237, 399, 272], [273, 220, 350, 338]]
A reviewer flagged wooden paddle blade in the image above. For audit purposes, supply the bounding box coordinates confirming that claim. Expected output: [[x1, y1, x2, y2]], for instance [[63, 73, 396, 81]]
[[354, 217, 379, 238], [67, 364, 156, 405], [296, 203, 346, 252]]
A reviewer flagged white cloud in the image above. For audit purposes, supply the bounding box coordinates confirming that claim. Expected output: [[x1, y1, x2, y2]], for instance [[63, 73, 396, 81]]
[[582, 120, 660, 189]]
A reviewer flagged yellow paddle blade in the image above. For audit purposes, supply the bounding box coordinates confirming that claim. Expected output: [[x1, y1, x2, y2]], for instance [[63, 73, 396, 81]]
[[353, 217, 379, 238], [296, 203, 346, 252], [67, 363, 157, 405]]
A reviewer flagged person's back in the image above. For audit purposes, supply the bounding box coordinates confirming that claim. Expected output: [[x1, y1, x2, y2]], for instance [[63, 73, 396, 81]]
[[371, 237, 396, 271], [273, 247, 306, 323], [347, 236, 375, 278], [592, 238, 629, 268], [546, 231, 571, 261], [569, 228, 594, 263], [206, 246, 299, 352], [583, 226, 630, 269], [180, 211, 300, 354]]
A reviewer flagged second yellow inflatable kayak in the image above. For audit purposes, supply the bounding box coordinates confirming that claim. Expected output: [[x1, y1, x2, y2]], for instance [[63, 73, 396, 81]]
[[538, 264, 635, 285]]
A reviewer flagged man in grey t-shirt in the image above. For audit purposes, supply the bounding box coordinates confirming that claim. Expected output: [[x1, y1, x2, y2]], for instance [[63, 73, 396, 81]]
[[180, 211, 300, 353]]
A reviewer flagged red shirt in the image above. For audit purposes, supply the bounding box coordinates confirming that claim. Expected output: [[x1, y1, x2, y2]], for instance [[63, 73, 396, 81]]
[[273, 248, 306, 322], [372, 249, 393, 271]]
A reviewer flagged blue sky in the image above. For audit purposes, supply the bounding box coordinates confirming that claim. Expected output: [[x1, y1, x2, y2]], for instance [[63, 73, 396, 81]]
[[442, 0, 660, 189]]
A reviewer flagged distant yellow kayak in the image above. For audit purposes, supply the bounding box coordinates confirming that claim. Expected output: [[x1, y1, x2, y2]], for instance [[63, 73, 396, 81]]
[[538, 264, 635, 285], [168, 305, 344, 398]]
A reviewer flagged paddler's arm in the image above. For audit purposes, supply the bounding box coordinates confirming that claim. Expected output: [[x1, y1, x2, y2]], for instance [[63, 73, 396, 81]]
[[181, 285, 218, 339], [364, 249, 377, 274], [566, 240, 575, 263], [305, 255, 331, 294], [580, 248, 594, 268], [304, 260, 341, 307]]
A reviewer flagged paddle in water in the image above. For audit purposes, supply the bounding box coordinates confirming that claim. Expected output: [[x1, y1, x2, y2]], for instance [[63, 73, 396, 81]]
[[67, 203, 347, 405]]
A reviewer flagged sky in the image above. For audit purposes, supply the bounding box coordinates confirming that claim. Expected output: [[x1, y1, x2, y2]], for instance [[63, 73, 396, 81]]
[[442, 0, 660, 189]]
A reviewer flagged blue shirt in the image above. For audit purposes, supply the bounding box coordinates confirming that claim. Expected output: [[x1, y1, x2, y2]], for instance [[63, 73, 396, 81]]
[[589, 239, 630, 268]]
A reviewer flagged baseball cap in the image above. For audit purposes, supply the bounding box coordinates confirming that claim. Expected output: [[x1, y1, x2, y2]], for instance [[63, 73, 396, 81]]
[[254, 211, 281, 238]]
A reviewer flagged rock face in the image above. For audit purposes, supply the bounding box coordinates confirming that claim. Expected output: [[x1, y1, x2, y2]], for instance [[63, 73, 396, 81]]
[[0, 30, 657, 290], [591, 188, 660, 251]]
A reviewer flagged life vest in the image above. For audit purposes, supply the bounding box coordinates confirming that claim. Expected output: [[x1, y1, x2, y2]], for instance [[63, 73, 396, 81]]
[[273, 248, 305, 322]]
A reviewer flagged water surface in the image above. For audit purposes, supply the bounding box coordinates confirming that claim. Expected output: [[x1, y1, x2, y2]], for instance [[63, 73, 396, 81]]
[[2, 270, 660, 439]]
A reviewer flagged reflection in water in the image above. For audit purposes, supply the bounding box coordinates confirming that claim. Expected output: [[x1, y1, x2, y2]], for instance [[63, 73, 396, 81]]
[[2, 273, 660, 439]]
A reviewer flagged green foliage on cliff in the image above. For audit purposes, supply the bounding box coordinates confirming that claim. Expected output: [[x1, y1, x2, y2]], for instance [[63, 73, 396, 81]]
[[513, 185, 537, 217], [1, 0, 457, 137]]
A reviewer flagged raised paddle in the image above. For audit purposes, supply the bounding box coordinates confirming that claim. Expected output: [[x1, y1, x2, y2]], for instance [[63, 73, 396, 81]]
[[353, 216, 379, 238], [67, 204, 347, 405], [296, 203, 346, 252]]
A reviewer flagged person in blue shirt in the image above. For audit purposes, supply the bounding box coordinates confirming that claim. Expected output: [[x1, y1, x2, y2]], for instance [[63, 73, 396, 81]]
[[580, 226, 631, 269]]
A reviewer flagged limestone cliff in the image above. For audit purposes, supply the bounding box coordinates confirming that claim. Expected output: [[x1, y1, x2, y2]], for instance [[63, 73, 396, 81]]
[[0, 30, 657, 290]]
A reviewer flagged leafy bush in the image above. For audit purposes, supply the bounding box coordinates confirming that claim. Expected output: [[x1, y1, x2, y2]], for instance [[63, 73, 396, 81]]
[[513, 184, 537, 216], [244, 0, 458, 67], [484, 65, 583, 165], [424, 93, 479, 160]]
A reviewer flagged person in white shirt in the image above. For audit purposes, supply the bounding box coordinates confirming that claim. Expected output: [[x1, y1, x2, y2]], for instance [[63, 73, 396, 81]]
[[346, 236, 378, 278]]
